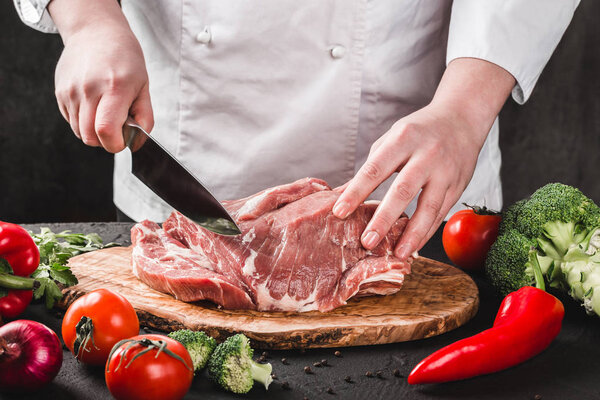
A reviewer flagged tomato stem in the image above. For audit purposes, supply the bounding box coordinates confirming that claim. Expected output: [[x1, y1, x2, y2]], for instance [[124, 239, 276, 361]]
[[73, 316, 99, 360], [106, 338, 192, 373], [462, 202, 501, 216]]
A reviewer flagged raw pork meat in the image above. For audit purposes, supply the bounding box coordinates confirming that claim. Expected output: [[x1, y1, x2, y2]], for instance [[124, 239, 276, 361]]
[[131, 178, 411, 312]]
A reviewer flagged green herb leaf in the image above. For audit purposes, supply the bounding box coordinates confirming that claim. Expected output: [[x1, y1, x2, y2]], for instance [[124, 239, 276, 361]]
[[33, 277, 63, 309], [31, 268, 50, 279], [49, 267, 78, 286], [28, 227, 119, 309]]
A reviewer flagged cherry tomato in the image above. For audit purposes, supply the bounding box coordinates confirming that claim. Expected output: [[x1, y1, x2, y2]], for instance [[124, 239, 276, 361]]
[[442, 206, 501, 271], [62, 289, 139, 365], [0, 289, 33, 320], [105, 334, 194, 400]]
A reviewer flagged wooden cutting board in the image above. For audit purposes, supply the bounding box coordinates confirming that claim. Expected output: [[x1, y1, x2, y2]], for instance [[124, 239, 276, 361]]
[[59, 247, 479, 349]]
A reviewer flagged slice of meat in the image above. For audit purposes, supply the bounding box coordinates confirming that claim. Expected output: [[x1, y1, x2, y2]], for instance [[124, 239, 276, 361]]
[[226, 177, 330, 221], [131, 220, 255, 309], [159, 177, 411, 312]]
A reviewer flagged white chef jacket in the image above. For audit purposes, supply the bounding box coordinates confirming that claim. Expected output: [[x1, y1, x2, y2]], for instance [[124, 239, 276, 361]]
[[15, 0, 579, 222]]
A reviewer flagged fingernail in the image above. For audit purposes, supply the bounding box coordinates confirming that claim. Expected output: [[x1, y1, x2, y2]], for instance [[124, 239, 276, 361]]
[[362, 231, 380, 249], [333, 201, 351, 219], [395, 244, 410, 260]]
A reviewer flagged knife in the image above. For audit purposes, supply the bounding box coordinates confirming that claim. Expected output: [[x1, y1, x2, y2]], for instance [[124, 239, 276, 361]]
[[122, 116, 241, 236]]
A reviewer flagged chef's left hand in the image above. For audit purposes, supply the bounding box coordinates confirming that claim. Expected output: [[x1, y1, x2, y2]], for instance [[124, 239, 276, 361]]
[[333, 58, 516, 260]]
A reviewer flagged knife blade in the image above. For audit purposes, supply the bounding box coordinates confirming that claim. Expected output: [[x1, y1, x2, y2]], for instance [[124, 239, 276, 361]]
[[122, 117, 241, 236]]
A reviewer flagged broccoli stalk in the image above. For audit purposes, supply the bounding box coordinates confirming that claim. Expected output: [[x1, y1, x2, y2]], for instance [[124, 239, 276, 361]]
[[561, 245, 600, 315], [208, 333, 272, 394], [485, 183, 600, 316], [167, 329, 217, 371], [537, 220, 590, 259]]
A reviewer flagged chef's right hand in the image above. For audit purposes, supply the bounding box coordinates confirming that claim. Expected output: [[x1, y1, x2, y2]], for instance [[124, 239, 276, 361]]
[[50, 0, 153, 153]]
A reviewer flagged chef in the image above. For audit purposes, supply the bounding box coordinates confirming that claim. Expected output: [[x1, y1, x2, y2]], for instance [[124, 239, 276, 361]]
[[14, 0, 578, 260]]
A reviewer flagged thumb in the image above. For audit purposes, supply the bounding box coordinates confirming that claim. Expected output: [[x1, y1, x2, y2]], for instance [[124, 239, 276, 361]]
[[130, 83, 154, 134]]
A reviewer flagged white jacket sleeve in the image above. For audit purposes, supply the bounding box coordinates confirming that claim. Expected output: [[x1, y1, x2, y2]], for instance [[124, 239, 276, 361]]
[[13, 0, 58, 34], [447, 0, 579, 104]]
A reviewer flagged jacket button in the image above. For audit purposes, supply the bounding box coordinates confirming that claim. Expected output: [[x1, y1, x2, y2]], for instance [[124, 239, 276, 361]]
[[330, 45, 346, 59], [196, 27, 212, 44]]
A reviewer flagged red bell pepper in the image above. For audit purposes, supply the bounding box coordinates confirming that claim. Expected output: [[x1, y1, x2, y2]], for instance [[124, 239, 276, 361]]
[[408, 286, 564, 384], [0, 222, 40, 321]]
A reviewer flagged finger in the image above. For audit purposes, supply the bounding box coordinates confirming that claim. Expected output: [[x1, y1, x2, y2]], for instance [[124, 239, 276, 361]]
[[127, 84, 154, 151], [79, 98, 101, 147], [333, 137, 409, 219], [361, 163, 427, 249], [369, 135, 385, 155], [416, 194, 454, 251], [59, 104, 70, 124], [67, 102, 81, 140], [130, 83, 154, 133], [95, 92, 132, 153], [393, 182, 449, 259], [332, 181, 350, 193], [55, 83, 71, 123], [56, 95, 70, 123]]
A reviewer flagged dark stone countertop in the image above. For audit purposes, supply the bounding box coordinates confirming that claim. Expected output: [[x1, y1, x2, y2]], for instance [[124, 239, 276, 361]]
[[3, 222, 600, 400]]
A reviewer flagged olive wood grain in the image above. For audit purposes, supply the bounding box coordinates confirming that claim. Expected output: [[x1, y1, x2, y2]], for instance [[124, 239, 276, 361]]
[[60, 246, 479, 349]]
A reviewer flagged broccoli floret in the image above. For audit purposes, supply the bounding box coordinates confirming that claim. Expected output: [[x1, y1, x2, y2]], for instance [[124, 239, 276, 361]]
[[498, 198, 527, 236], [208, 334, 272, 394], [485, 183, 600, 315], [168, 329, 217, 371], [515, 183, 598, 239], [485, 230, 555, 296]]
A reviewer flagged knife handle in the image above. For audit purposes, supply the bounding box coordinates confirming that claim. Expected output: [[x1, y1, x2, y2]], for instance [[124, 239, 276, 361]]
[[122, 116, 149, 152]]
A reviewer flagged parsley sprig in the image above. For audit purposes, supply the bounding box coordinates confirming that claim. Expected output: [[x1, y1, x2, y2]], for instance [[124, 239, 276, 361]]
[[30, 228, 118, 308]]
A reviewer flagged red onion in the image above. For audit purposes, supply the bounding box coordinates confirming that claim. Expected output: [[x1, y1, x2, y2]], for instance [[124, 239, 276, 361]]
[[0, 320, 63, 392]]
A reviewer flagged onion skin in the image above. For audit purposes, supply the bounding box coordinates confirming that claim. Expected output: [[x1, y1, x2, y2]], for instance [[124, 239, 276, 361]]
[[0, 320, 63, 392]]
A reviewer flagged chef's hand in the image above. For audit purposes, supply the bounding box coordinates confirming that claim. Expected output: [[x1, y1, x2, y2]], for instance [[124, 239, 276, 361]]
[[333, 58, 516, 260], [49, 0, 153, 153]]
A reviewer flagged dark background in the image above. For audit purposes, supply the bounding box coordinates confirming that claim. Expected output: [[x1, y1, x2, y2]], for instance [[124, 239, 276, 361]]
[[1, 2, 599, 223]]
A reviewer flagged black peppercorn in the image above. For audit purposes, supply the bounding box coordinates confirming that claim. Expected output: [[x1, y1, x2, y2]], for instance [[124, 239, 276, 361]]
[[365, 371, 373, 377], [327, 387, 335, 395], [321, 359, 328, 366], [313, 361, 322, 367], [344, 376, 353, 383], [393, 368, 402, 377], [334, 350, 342, 357], [304, 366, 313, 374], [281, 358, 289, 365]]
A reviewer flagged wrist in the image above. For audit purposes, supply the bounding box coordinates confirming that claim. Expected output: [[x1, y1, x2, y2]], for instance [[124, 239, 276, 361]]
[[49, 0, 130, 43], [430, 58, 516, 140], [429, 94, 493, 143]]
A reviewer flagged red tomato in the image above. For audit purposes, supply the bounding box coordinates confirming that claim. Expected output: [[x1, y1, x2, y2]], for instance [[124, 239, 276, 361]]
[[61, 289, 139, 365], [442, 206, 501, 271], [105, 334, 194, 400]]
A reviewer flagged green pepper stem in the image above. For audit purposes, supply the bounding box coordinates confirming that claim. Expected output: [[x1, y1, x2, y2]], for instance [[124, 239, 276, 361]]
[[0, 273, 35, 290]]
